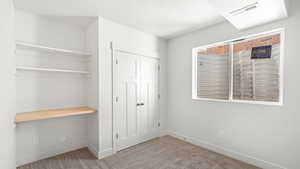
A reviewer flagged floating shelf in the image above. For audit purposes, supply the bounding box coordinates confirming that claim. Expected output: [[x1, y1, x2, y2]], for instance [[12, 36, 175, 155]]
[[15, 106, 97, 123], [17, 66, 90, 74], [16, 41, 92, 57]]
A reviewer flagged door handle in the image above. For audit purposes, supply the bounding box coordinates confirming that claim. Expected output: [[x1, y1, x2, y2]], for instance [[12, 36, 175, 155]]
[[136, 103, 144, 106]]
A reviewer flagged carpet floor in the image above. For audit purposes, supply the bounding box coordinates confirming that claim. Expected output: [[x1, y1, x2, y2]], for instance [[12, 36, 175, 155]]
[[18, 136, 261, 169]]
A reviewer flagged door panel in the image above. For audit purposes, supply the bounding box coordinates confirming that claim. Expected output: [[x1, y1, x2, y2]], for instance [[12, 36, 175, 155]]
[[139, 57, 159, 141], [114, 51, 139, 151], [114, 51, 159, 151]]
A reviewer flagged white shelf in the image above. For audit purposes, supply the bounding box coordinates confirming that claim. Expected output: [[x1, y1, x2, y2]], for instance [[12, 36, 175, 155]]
[[15, 106, 97, 123], [17, 66, 90, 74], [16, 41, 92, 57]]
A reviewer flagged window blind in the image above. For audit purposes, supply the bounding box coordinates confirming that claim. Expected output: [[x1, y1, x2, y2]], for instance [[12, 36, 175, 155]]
[[197, 45, 230, 100], [193, 31, 282, 104], [232, 34, 280, 102]]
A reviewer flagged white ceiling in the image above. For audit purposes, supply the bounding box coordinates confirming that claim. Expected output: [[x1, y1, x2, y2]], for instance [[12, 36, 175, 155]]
[[44, 16, 98, 29], [13, 0, 225, 39]]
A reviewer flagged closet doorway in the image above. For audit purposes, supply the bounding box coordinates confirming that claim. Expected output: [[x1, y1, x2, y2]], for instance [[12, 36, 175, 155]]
[[113, 47, 160, 152]]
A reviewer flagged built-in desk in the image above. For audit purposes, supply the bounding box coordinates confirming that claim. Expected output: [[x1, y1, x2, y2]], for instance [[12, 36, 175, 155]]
[[15, 106, 97, 123]]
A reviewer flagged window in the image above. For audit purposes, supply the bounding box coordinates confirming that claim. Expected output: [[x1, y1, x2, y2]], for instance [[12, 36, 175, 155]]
[[192, 29, 284, 105]]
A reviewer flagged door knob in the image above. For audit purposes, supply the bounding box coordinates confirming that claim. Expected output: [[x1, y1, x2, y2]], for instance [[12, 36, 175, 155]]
[[136, 103, 144, 106]]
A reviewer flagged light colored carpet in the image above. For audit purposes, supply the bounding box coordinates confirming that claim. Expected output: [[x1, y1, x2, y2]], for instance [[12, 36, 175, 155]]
[[18, 136, 261, 169]]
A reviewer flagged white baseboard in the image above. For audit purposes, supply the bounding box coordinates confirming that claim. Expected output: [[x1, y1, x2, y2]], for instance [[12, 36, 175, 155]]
[[98, 148, 113, 159], [168, 131, 287, 169], [159, 129, 168, 137], [87, 144, 99, 158]]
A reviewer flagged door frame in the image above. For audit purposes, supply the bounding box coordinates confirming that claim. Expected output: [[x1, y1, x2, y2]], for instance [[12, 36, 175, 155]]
[[111, 41, 161, 154]]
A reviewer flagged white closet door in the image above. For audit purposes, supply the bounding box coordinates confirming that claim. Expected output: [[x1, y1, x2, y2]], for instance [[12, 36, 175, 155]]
[[114, 52, 159, 152], [114, 52, 139, 151], [139, 57, 160, 141]]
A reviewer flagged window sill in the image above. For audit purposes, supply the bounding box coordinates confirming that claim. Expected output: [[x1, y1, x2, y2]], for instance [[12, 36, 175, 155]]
[[192, 97, 283, 106]]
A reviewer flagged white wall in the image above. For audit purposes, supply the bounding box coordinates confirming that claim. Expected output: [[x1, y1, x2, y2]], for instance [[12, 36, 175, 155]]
[[15, 11, 93, 166], [98, 17, 168, 157], [0, 1, 15, 169], [167, 1, 300, 169], [86, 19, 99, 157], [15, 11, 86, 51]]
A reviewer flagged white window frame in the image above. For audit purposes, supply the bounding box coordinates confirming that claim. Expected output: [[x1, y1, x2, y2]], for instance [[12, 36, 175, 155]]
[[192, 28, 285, 106]]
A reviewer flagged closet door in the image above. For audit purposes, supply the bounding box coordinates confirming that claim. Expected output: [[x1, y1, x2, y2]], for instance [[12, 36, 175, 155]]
[[114, 51, 139, 151], [138, 57, 160, 141], [113, 52, 160, 151]]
